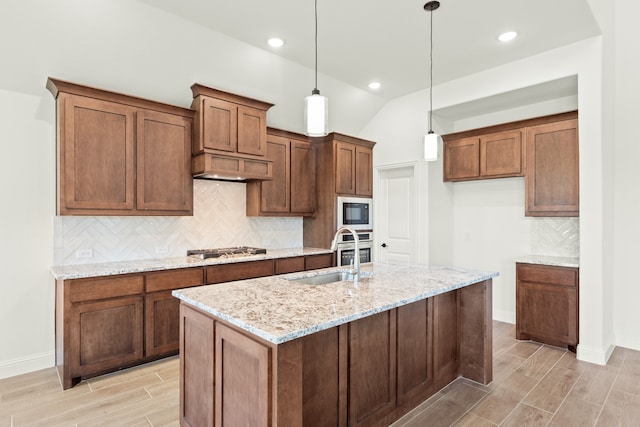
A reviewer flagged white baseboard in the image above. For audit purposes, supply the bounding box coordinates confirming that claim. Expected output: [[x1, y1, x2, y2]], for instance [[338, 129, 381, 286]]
[[0, 351, 55, 380], [577, 343, 616, 366], [493, 309, 515, 324]]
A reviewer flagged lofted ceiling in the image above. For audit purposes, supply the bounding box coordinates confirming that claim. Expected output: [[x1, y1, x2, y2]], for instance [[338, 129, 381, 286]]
[[138, 0, 600, 101]]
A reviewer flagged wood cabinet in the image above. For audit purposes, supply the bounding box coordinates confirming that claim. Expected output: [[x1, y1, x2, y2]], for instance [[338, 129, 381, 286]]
[[178, 279, 493, 427], [144, 268, 204, 357], [444, 130, 523, 181], [336, 142, 373, 196], [205, 260, 274, 284], [516, 263, 579, 350], [191, 84, 274, 180], [246, 128, 316, 216], [304, 133, 376, 249], [525, 119, 579, 216], [46, 78, 194, 216]]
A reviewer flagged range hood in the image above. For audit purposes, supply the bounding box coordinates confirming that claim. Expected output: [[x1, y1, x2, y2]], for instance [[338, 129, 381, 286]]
[[192, 152, 273, 182]]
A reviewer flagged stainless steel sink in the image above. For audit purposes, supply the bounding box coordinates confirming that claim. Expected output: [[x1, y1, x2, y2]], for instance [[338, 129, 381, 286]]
[[288, 271, 373, 285]]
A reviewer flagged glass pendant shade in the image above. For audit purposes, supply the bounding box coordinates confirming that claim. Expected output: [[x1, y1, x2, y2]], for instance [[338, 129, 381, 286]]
[[423, 131, 441, 161], [304, 91, 328, 137]]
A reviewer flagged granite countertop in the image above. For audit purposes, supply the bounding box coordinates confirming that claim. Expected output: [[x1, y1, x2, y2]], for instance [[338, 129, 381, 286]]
[[51, 247, 333, 280], [173, 262, 499, 345], [515, 255, 580, 268]]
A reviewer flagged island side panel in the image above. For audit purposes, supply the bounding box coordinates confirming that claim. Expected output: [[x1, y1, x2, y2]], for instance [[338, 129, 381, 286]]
[[179, 304, 215, 427], [458, 279, 493, 385]]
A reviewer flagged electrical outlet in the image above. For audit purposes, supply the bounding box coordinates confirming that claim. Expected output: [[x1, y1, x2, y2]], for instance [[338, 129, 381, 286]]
[[76, 248, 93, 258], [155, 246, 168, 255]]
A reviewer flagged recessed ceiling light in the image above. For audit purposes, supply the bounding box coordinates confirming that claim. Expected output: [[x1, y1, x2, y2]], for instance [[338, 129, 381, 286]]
[[368, 81, 382, 90], [267, 38, 284, 48], [498, 31, 518, 42]]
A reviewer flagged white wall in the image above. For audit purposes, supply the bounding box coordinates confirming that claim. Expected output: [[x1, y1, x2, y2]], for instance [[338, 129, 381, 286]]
[[0, 0, 385, 378], [361, 37, 611, 364]]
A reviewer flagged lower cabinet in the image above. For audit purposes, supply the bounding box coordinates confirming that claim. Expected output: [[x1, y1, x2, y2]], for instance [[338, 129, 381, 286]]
[[56, 254, 334, 389], [516, 263, 579, 350]]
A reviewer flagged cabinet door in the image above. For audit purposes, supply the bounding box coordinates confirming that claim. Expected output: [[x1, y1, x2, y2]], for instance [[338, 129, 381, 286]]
[[60, 94, 136, 214], [136, 110, 193, 214], [444, 138, 480, 181], [355, 145, 373, 196], [525, 119, 579, 216], [206, 260, 274, 284], [517, 282, 577, 347], [305, 253, 334, 270], [145, 291, 180, 357], [202, 97, 237, 152], [291, 139, 316, 213], [348, 310, 396, 426], [69, 296, 144, 377], [237, 106, 267, 156], [260, 135, 290, 213], [480, 130, 523, 178], [335, 142, 356, 195]]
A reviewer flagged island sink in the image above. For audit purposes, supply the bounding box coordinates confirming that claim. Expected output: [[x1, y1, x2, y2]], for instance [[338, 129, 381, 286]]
[[287, 269, 373, 285]]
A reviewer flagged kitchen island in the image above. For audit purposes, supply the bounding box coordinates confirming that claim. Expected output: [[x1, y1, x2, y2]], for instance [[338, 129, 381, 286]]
[[172, 262, 498, 427]]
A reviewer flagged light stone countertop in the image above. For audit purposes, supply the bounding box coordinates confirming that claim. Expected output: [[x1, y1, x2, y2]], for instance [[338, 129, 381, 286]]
[[515, 255, 580, 268], [51, 247, 332, 280], [172, 262, 499, 345]]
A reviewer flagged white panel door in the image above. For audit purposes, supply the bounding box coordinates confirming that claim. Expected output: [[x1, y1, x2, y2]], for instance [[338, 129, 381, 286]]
[[377, 165, 417, 263]]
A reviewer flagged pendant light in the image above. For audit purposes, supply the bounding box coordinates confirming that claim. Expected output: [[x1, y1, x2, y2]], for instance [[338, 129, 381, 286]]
[[423, 1, 441, 161], [304, 0, 328, 136]]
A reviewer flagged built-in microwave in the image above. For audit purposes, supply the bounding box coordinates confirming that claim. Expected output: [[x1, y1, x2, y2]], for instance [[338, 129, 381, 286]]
[[336, 197, 373, 231]]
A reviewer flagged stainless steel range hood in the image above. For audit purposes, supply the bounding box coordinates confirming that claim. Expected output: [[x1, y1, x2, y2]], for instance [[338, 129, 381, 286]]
[[192, 152, 273, 182]]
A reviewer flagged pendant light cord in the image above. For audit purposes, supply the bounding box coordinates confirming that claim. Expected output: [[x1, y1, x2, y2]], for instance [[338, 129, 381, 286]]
[[314, 0, 319, 92], [428, 7, 434, 133]]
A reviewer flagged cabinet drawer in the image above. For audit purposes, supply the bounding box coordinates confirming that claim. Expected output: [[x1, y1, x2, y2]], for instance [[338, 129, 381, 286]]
[[206, 260, 274, 284], [146, 268, 204, 293], [69, 275, 145, 303], [274, 257, 305, 275], [305, 253, 334, 270], [517, 263, 577, 287]]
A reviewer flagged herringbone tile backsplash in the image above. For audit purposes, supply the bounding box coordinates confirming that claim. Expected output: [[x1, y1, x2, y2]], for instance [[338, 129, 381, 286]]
[[54, 180, 303, 265], [531, 217, 580, 257]]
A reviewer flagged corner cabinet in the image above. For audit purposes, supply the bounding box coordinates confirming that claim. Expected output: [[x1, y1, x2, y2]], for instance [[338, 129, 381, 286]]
[[47, 78, 194, 216], [190, 84, 274, 180], [246, 128, 316, 217], [516, 262, 579, 351], [525, 119, 579, 216]]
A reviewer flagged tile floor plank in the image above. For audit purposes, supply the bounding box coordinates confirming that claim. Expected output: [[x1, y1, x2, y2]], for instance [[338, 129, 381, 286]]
[[523, 365, 582, 412], [548, 394, 602, 426], [502, 403, 554, 427]]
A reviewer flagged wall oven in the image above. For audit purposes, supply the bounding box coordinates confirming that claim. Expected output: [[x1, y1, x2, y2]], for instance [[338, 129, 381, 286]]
[[337, 197, 373, 231], [336, 231, 373, 267]]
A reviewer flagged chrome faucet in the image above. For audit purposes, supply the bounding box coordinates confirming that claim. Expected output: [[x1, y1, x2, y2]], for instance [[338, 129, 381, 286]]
[[330, 226, 361, 282]]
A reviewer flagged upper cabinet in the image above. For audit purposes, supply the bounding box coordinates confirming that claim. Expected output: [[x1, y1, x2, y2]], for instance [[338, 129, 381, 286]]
[[246, 128, 316, 217], [191, 84, 274, 180], [335, 140, 373, 197], [444, 129, 523, 181], [47, 78, 194, 216], [525, 119, 579, 217]]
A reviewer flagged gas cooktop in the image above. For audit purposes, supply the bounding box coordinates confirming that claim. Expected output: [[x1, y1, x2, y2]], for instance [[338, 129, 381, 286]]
[[187, 247, 267, 259]]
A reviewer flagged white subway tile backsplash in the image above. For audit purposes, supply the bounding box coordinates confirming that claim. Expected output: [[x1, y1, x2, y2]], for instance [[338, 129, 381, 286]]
[[56, 180, 302, 265]]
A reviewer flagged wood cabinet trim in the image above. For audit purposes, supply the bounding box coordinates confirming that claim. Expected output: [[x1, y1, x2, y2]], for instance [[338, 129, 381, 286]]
[[191, 83, 274, 111], [69, 275, 144, 303], [145, 268, 205, 293]]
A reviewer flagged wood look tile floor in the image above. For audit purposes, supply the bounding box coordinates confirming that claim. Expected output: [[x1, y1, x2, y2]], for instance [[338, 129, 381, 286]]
[[1, 321, 639, 426]]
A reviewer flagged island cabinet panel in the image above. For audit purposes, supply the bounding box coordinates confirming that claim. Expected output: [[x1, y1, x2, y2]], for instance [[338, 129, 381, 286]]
[[396, 299, 433, 405], [215, 323, 270, 427], [180, 304, 215, 427], [205, 260, 274, 284], [433, 290, 459, 378], [348, 310, 397, 427], [459, 280, 493, 384]]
